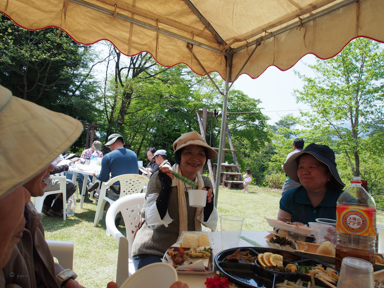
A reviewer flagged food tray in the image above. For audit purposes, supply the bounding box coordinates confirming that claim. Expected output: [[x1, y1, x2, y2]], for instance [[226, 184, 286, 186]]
[[214, 247, 339, 288], [162, 231, 213, 274], [296, 242, 384, 272]]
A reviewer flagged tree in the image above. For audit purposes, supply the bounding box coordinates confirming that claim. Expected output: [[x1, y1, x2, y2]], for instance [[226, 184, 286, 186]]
[[0, 15, 104, 150], [295, 38, 384, 178]]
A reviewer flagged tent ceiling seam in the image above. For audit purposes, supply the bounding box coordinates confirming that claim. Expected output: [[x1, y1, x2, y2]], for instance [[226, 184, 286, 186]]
[[230, 0, 357, 55], [187, 43, 224, 96], [69, 0, 224, 54], [182, 0, 226, 47], [226, 0, 337, 46]]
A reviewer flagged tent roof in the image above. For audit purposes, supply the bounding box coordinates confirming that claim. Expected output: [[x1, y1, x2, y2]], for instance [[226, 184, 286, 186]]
[[1, 0, 384, 80]]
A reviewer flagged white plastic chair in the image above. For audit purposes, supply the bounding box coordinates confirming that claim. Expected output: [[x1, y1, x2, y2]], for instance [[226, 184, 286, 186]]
[[47, 240, 74, 270], [119, 262, 177, 288], [93, 174, 149, 227], [33, 175, 67, 220], [105, 193, 145, 286]]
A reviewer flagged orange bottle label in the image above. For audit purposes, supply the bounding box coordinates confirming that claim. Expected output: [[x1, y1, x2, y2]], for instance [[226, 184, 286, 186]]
[[336, 204, 376, 236]]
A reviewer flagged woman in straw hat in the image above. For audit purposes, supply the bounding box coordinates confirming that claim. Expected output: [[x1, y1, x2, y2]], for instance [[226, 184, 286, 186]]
[[132, 131, 218, 270], [278, 143, 345, 225], [0, 85, 91, 287]]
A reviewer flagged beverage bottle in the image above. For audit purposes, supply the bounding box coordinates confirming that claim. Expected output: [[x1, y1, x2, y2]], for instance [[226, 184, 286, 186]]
[[90, 151, 98, 165], [67, 195, 76, 216], [335, 177, 376, 270]]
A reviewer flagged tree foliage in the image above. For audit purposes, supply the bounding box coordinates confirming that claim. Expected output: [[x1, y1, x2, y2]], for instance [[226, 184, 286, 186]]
[[0, 15, 104, 149], [295, 38, 384, 178]]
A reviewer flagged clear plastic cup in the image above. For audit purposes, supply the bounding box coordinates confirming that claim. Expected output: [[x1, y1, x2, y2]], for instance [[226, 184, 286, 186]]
[[337, 257, 373, 288], [220, 215, 244, 250], [315, 218, 337, 245]]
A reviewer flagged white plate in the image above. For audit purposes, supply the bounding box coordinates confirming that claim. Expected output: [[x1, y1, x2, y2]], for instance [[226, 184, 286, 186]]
[[120, 262, 177, 288], [265, 217, 317, 236]]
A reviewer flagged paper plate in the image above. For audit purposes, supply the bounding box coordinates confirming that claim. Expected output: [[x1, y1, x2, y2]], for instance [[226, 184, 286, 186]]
[[265, 218, 317, 236]]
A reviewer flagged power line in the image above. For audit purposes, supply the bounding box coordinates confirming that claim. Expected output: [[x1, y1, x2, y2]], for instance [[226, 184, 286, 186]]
[[226, 101, 384, 114]]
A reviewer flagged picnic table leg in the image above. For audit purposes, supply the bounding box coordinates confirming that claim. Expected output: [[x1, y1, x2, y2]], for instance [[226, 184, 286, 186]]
[[71, 171, 79, 199], [80, 175, 88, 209]]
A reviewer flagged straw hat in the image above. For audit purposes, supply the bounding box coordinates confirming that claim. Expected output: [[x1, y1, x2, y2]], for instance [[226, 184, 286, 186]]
[[173, 131, 218, 159], [0, 86, 83, 198], [284, 143, 345, 190]]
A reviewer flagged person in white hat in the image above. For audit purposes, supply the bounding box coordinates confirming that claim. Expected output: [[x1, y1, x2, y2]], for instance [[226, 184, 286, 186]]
[[0, 85, 91, 287], [132, 131, 218, 270], [152, 149, 172, 169]]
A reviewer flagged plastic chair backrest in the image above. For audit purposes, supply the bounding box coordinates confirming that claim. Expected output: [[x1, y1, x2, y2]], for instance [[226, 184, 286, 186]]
[[93, 174, 149, 227], [33, 175, 67, 220], [117, 174, 149, 197], [46, 240, 74, 270], [106, 193, 145, 251], [105, 193, 146, 286]]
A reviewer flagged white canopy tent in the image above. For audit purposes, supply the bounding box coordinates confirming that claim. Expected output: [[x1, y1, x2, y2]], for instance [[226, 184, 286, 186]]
[[1, 0, 384, 205]]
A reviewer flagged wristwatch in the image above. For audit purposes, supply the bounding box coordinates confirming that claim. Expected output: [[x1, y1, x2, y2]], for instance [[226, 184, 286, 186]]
[[57, 269, 78, 287]]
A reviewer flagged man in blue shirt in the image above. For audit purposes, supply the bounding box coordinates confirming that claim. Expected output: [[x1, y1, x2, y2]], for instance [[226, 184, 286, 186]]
[[92, 133, 138, 200]]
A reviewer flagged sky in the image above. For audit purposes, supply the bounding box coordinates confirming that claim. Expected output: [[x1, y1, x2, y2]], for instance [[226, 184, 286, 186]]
[[232, 54, 318, 125]]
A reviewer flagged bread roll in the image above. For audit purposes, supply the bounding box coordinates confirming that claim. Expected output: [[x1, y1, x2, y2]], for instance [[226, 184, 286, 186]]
[[316, 241, 335, 256], [197, 233, 210, 247], [181, 233, 198, 247]]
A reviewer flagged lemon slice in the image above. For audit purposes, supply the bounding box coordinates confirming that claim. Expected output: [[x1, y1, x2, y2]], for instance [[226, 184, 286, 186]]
[[257, 253, 267, 268], [262, 252, 273, 267], [270, 254, 283, 267], [286, 263, 298, 272]]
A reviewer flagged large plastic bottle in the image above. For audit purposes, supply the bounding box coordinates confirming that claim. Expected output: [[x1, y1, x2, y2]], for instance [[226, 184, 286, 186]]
[[90, 151, 98, 166], [335, 177, 376, 270]]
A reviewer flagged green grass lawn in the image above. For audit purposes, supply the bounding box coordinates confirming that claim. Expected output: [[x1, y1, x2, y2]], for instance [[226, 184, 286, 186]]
[[41, 185, 384, 287]]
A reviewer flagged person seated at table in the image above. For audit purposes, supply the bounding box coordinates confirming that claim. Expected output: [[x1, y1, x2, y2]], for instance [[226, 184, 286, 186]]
[[93, 133, 139, 201], [132, 131, 218, 270], [0, 85, 88, 287], [152, 149, 172, 169], [42, 160, 77, 217], [67, 140, 103, 203], [277, 143, 345, 225], [140, 147, 160, 178]]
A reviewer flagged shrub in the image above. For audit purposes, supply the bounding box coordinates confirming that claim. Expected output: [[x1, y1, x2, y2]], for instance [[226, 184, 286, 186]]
[[265, 172, 286, 189]]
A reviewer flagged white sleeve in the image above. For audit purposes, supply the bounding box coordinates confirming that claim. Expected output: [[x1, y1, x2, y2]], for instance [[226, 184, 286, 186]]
[[196, 206, 218, 231], [144, 193, 174, 228]]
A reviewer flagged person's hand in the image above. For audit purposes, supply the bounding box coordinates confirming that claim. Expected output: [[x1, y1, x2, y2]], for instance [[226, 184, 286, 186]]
[[160, 167, 174, 180], [93, 172, 97, 177], [292, 222, 306, 227], [203, 187, 213, 203], [65, 279, 86, 288], [170, 281, 189, 288]]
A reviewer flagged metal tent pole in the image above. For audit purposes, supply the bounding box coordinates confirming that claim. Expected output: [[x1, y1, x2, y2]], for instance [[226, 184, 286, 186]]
[[214, 54, 232, 207]]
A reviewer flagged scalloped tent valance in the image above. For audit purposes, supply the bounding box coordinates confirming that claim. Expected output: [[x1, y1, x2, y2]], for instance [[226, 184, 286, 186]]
[[1, 0, 383, 81]]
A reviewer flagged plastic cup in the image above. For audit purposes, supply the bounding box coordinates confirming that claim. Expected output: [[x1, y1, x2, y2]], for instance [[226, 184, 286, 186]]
[[187, 189, 207, 207], [337, 257, 373, 288], [377, 224, 384, 253], [220, 215, 244, 250]]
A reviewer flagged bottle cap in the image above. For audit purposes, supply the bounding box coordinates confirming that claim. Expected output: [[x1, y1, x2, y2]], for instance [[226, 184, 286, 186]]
[[351, 176, 362, 183]]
